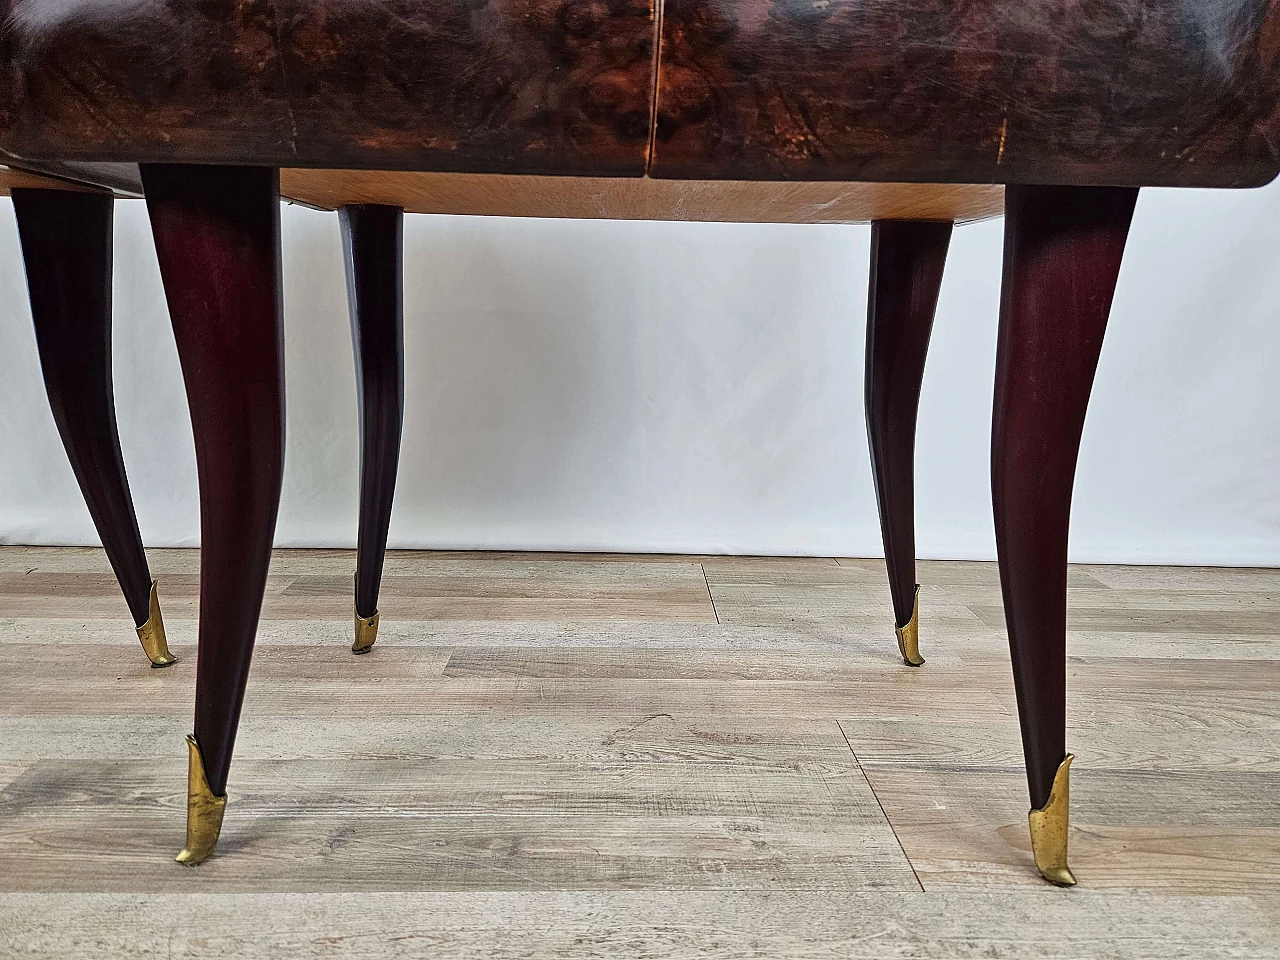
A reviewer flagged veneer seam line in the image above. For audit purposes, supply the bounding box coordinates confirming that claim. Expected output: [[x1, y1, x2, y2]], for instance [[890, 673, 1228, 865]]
[[645, 0, 665, 175]]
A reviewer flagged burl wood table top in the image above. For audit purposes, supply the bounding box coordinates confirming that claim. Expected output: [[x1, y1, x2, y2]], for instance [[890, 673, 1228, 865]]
[[3, 0, 1278, 191]]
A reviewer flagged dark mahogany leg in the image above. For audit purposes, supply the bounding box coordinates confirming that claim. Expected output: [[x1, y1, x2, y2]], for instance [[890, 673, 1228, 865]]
[[12, 187, 175, 667], [141, 164, 285, 864], [339, 204, 404, 655], [993, 184, 1138, 886], [864, 219, 952, 666]]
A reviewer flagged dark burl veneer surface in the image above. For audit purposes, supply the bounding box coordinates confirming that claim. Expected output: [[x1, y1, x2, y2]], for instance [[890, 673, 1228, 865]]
[[652, 0, 1280, 186], [2, 0, 1279, 186], [0, 0, 656, 175]]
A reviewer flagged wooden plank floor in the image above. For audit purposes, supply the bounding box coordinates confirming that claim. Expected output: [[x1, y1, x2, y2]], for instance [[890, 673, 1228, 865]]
[[0, 546, 1277, 958]]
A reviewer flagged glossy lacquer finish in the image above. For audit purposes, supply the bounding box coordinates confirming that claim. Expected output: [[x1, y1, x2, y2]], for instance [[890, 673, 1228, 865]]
[[11, 187, 154, 628], [0, 0, 654, 176], [653, 0, 1280, 187], [864, 220, 951, 633], [340, 204, 405, 626], [142, 164, 285, 796], [993, 184, 1138, 809]]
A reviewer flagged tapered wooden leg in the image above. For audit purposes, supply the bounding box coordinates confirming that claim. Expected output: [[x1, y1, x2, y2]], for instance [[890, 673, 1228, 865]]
[[864, 219, 952, 666], [11, 187, 175, 667], [141, 164, 285, 863], [339, 204, 404, 654], [993, 184, 1138, 885]]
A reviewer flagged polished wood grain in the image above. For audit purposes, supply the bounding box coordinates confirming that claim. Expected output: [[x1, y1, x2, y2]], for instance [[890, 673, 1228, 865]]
[[0, 547, 1277, 956], [1, 0, 654, 175], [864, 220, 952, 631], [7, 3, 1278, 189], [142, 165, 286, 797], [282, 169, 1004, 222], [652, 0, 1280, 187], [992, 185, 1139, 810]]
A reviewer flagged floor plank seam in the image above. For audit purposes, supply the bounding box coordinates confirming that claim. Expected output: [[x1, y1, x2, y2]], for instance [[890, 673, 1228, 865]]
[[7, 548, 1280, 932], [837, 720, 925, 893], [700, 563, 720, 624]]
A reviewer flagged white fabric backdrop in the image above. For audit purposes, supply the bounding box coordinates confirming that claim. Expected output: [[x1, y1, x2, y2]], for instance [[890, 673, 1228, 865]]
[[1, 184, 1278, 564]]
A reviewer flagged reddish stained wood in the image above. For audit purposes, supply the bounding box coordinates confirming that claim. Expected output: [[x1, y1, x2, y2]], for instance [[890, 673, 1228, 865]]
[[864, 219, 952, 632], [142, 164, 287, 794], [340, 204, 405, 625], [11, 188, 156, 631], [992, 184, 1139, 808]]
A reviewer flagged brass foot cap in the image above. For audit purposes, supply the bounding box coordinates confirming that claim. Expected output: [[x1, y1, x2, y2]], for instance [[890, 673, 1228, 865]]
[[895, 586, 925, 666], [175, 735, 226, 865], [353, 609, 380, 654], [137, 581, 178, 667], [1029, 754, 1077, 887]]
